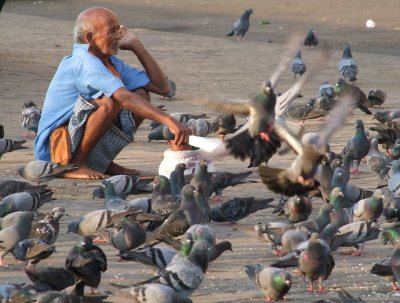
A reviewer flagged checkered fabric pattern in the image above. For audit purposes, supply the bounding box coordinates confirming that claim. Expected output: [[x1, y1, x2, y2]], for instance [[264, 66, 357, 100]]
[[68, 96, 135, 173]]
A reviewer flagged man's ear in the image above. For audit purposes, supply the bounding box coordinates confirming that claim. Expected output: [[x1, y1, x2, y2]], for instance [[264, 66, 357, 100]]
[[84, 32, 93, 43]]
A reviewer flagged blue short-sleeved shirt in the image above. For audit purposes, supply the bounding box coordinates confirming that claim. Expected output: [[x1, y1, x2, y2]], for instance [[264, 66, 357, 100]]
[[34, 43, 150, 161]]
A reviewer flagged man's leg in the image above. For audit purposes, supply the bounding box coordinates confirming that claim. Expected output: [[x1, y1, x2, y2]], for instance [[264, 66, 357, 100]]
[[106, 88, 150, 176], [64, 96, 121, 180]]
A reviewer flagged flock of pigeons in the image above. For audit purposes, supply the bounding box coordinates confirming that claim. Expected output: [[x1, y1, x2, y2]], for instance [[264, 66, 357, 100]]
[[0, 8, 400, 303]]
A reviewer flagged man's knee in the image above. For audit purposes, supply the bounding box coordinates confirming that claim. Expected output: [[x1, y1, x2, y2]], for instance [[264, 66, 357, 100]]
[[92, 95, 122, 116], [132, 88, 151, 103]]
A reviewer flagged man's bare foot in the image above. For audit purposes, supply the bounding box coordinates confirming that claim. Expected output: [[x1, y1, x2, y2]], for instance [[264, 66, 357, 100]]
[[106, 161, 140, 176], [63, 165, 108, 180]]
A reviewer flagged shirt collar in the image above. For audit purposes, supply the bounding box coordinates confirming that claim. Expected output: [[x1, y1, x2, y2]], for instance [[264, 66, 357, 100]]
[[72, 43, 90, 52]]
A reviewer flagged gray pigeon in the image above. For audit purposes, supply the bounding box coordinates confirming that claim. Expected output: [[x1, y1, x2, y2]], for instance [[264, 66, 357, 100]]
[[0, 211, 35, 230], [391, 248, 400, 289], [119, 246, 177, 270], [339, 44, 358, 83], [370, 257, 399, 291], [0, 189, 54, 218], [29, 207, 66, 244], [148, 124, 166, 142], [92, 175, 152, 199], [226, 8, 253, 40], [335, 78, 371, 115], [349, 189, 384, 222], [102, 217, 147, 252], [290, 50, 306, 77], [372, 110, 400, 123], [158, 184, 202, 238], [12, 238, 55, 268], [388, 160, 400, 197], [104, 181, 128, 210], [304, 28, 319, 47], [0, 138, 28, 159], [17, 160, 77, 183], [211, 113, 237, 139], [244, 264, 292, 301], [272, 229, 308, 256], [0, 179, 47, 199], [210, 197, 274, 223], [163, 78, 176, 100], [20, 101, 41, 138], [319, 80, 336, 98], [170, 163, 186, 200], [367, 137, 391, 184], [340, 119, 371, 173], [299, 233, 335, 292], [0, 284, 23, 303], [150, 239, 210, 296], [128, 283, 193, 303], [151, 175, 180, 218], [0, 211, 35, 266], [209, 171, 255, 201], [185, 118, 212, 137]]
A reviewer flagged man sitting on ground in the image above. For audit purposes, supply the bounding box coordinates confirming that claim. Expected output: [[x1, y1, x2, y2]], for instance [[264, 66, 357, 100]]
[[34, 7, 190, 180]]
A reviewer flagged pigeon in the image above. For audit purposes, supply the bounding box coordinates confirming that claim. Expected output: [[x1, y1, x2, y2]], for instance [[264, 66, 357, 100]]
[[185, 119, 212, 137], [370, 257, 399, 290], [260, 95, 354, 196], [367, 137, 391, 184], [0, 284, 23, 303], [148, 124, 167, 142], [17, 160, 77, 183], [193, 182, 211, 223], [330, 221, 380, 256], [157, 184, 202, 238], [340, 119, 371, 173], [272, 229, 308, 256], [383, 196, 400, 222], [0, 211, 35, 266], [370, 119, 400, 153], [163, 78, 176, 100], [151, 175, 180, 218], [348, 189, 384, 222], [0, 211, 35, 230], [0, 179, 47, 199], [104, 181, 128, 210], [102, 217, 147, 252], [20, 101, 41, 138], [0, 138, 28, 159], [285, 99, 327, 123], [0, 189, 54, 218], [29, 207, 66, 244], [335, 78, 371, 115], [299, 233, 335, 292], [128, 283, 193, 303], [284, 195, 312, 223], [379, 228, 400, 246], [294, 203, 333, 234], [244, 264, 292, 301], [314, 96, 338, 111], [368, 89, 386, 108], [92, 175, 152, 199], [372, 110, 400, 123], [65, 236, 107, 293], [211, 113, 237, 139], [330, 167, 373, 205], [226, 8, 253, 41], [12, 239, 55, 268], [290, 50, 307, 77], [391, 248, 400, 288], [169, 163, 186, 200], [25, 267, 75, 291], [388, 160, 400, 197], [304, 28, 319, 47], [150, 239, 210, 295], [209, 171, 255, 201], [67, 208, 160, 237], [210, 197, 274, 223], [390, 139, 400, 160], [119, 246, 178, 271], [339, 44, 358, 83], [319, 81, 336, 98]]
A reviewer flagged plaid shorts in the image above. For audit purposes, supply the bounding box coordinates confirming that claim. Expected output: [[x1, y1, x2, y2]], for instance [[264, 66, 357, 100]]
[[68, 96, 136, 173]]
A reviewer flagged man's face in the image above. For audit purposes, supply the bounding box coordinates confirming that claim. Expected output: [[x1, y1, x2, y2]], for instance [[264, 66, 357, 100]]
[[90, 12, 122, 57]]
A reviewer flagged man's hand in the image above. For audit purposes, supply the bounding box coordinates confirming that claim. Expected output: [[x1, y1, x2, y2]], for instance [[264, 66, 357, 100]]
[[168, 118, 191, 146], [118, 25, 143, 52]]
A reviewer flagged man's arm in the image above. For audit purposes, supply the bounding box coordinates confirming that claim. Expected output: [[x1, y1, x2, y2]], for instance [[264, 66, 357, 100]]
[[112, 87, 190, 145], [119, 26, 170, 95]]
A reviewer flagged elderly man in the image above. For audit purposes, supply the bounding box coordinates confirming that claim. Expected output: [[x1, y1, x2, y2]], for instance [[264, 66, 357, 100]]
[[35, 7, 190, 179]]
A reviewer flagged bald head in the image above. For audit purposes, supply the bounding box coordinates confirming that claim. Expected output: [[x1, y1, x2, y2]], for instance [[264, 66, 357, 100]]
[[73, 7, 118, 43]]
